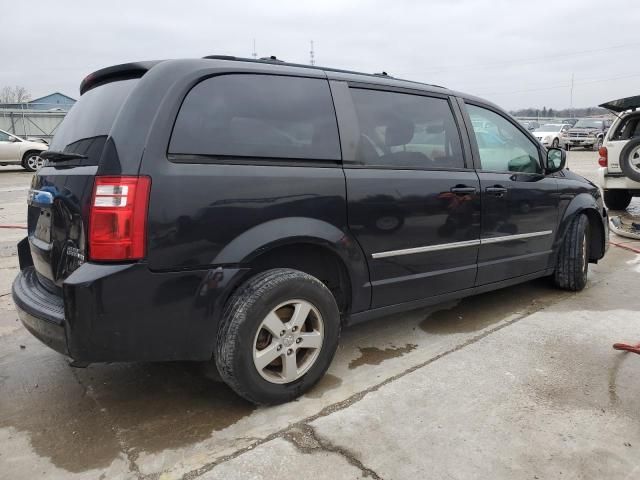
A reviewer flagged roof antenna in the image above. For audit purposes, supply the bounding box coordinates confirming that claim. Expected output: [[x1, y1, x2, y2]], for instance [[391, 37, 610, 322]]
[[310, 40, 315, 66], [252, 39, 257, 59]]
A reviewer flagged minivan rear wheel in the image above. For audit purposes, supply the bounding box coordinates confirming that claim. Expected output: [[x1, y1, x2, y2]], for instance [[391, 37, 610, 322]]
[[216, 268, 340, 404], [553, 214, 589, 291]]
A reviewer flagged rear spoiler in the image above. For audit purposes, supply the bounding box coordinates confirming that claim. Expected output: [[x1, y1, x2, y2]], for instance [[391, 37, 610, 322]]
[[79, 61, 162, 95], [599, 94, 640, 113]]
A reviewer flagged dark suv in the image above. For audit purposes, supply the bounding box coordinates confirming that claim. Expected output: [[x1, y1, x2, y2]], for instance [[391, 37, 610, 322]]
[[13, 56, 608, 404]]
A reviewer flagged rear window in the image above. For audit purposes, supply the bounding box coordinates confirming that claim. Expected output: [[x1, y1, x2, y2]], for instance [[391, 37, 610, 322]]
[[49, 79, 138, 151], [168, 74, 341, 161]]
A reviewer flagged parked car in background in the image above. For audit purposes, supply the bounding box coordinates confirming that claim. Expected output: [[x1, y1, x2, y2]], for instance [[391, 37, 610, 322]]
[[0, 129, 48, 171], [562, 118, 612, 151], [562, 118, 578, 127], [13, 56, 608, 404], [596, 95, 640, 210], [518, 120, 539, 131], [533, 123, 571, 148]]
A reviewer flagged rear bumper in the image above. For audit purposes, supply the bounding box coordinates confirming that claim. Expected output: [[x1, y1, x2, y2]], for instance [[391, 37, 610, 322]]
[[563, 138, 596, 147], [12, 241, 248, 362], [596, 167, 640, 192], [13, 267, 68, 355]]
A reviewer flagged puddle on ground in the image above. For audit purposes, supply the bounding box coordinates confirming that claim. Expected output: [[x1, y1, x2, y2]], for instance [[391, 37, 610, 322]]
[[0, 344, 255, 473], [0, 343, 123, 473], [348, 344, 417, 370], [306, 374, 343, 399], [76, 362, 256, 455], [419, 279, 566, 335]]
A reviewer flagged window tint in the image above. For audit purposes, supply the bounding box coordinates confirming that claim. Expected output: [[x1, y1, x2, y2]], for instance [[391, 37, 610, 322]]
[[169, 74, 341, 161], [0, 131, 10, 141], [349, 88, 464, 169], [50, 79, 138, 151], [467, 104, 541, 173]]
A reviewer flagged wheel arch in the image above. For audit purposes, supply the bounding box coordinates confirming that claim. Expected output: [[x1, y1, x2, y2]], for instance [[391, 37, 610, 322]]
[[21, 148, 42, 162], [213, 217, 371, 316], [555, 194, 606, 263]]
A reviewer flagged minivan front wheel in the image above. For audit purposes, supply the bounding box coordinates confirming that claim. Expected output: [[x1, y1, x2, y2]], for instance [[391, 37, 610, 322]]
[[554, 213, 589, 291], [216, 268, 340, 404]]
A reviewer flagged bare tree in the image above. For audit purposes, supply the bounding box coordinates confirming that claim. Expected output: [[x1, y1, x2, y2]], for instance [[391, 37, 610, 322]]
[[0, 86, 32, 104]]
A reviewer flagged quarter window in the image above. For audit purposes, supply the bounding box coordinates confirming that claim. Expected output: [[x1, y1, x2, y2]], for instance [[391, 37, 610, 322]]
[[349, 88, 464, 169], [467, 104, 541, 174], [169, 74, 341, 161]]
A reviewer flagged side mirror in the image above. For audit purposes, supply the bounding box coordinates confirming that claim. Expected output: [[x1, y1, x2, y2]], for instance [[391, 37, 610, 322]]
[[545, 147, 566, 174], [7, 136, 17, 142]]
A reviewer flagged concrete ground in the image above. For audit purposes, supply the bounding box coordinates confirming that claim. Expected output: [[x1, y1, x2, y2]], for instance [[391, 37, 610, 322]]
[[1, 150, 639, 480]]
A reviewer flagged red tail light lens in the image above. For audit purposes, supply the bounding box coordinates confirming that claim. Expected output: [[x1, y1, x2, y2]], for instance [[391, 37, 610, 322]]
[[598, 146, 608, 167], [89, 176, 151, 261]]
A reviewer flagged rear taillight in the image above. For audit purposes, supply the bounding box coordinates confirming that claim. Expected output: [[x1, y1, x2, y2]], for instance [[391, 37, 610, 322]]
[[89, 176, 151, 261], [598, 146, 608, 167]]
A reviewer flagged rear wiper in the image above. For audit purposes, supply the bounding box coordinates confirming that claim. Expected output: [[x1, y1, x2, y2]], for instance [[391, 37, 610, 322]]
[[40, 150, 88, 162]]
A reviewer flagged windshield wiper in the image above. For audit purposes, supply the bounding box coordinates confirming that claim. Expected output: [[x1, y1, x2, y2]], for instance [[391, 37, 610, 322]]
[[40, 151, 88, 162]]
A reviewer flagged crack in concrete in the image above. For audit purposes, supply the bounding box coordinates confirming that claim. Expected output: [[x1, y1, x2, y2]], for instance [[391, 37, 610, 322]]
[[284, 424, 382, 479], [180, 307, 549, 479], [179, 268, 618, 479]]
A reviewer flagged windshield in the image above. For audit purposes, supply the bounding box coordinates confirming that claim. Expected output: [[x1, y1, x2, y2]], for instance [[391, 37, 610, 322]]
[[573, 119, 604, 129], [535, 124, 562, 132]]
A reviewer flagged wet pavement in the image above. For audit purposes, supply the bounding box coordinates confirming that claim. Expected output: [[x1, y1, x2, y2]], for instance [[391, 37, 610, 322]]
[[1, 152, 640, 479]]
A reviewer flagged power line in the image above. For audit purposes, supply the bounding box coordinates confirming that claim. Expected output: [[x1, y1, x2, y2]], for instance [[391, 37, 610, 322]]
[[424, 41, 640, 74], [475, 71, 640, 97]]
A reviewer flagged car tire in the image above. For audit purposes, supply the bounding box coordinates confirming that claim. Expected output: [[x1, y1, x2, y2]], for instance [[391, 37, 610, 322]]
[[566, 145, 571, 151], [553, 214, 590, 291], [216, 268, 341, 405], [619, 137, 640, 183], [552, 138, 559, 148], [21, 151, 44, 172], [593, 137, 603, 151], [603, 189, 632, 211]]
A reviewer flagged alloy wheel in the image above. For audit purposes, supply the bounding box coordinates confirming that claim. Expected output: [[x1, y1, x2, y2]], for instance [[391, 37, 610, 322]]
[[252, 299, 324, 384]]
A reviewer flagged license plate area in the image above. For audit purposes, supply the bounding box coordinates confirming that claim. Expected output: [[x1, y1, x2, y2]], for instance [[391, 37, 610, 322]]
[[34, 209, 52, 243]]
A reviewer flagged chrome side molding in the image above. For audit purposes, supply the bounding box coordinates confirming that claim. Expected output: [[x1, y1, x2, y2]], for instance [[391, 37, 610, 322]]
[[371, 230, 553, 259]]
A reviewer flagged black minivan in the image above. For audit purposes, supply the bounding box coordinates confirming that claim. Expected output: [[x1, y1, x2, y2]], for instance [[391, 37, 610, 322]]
[[13, 56, 608, 404]]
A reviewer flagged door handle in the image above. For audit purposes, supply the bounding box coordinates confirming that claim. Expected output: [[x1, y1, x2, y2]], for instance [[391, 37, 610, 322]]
[[450, 186, 477, 195], [485, 185, 508, 196]]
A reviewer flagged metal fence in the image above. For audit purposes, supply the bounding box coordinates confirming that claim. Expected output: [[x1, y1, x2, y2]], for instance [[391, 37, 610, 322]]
[[0, 103, 69, 142]]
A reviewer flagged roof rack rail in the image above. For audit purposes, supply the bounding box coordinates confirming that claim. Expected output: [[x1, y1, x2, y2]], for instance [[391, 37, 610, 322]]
[[203, 55, 237, 61], [259, 55, 284, 63], [200, 55, 444, 89]]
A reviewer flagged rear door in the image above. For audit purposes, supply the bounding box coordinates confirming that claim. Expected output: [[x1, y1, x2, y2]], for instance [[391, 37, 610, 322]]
[[334, 83, 481, 308], [461, 101, 559, 285], [27, 79, 139, 286]]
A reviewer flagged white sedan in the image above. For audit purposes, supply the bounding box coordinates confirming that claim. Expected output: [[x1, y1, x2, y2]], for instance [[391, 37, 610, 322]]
[[532, 123, 571, 148], [0, 129, 48, 171]]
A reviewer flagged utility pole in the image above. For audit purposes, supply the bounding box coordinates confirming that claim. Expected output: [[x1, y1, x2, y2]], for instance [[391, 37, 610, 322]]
[[252, 39, 257, 59], [570, 73, 574, 117], [310, 40, 315, 66]]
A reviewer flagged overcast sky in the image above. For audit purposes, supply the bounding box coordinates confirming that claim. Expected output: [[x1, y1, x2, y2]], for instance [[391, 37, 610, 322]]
[[4, 0, 640, 110]]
